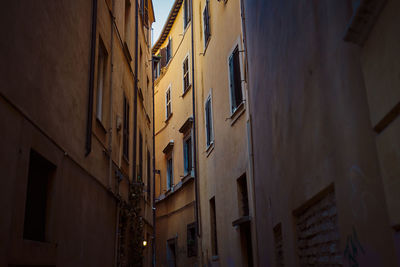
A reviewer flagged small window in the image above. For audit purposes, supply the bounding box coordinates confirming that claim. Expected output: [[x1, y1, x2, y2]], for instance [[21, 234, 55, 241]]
[[96, 38, 108, 122], [138, 131, 143, 182], [166, 38, 172, 64], [237, 175, 249, 217], [166, 155, 173, 190], [183, 134, 193, 175], [154, 59, 160, 80], [228, 45, 243, 113], [210, 197, 218, 256], [203, 0, 211, 47], [23, 150, 56, 242], [187, 223, 197, 257], [123, 95, 129, 159], [166, 87, 172, 120], [205, 93, 214, 147], [183, 56, 190, 93], [184, 0, 191, 30]]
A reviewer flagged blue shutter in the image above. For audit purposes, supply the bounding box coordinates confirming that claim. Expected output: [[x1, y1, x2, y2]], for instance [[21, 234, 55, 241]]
[[229, 54, 236, 111]]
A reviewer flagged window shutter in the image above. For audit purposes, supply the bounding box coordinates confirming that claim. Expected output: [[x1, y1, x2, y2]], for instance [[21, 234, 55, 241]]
[[228, 54, 236, 110], [233, 49, 243, 107], [184, 141, 188, 172]]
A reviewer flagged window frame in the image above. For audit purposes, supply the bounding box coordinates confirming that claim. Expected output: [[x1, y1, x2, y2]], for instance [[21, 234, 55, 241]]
[[182, 53, 191, 94], [203, 0, 211, 49], [165, 85, 172, 120], [227, 37, 245, 115], [204, 90, 214, 149]]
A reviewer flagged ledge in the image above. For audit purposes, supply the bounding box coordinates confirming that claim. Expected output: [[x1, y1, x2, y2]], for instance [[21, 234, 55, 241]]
[[182, 84, 192, 98], [230, 101, 245, 126], [232, 215, 251, 227], [162, 140, 174, 154], [179, 117, 193, 133], [156, 175, 194, 204]]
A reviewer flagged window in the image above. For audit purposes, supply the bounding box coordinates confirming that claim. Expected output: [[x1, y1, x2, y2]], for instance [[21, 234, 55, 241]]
[[147, 150, 151, 200], [96, 38, 108, 122], [23, 150, 56, 242], [210, 197, 218, 256], [183, 134, 192, 175], [187, 223, 197, 257], [228, 45, 243, 113], [203, 0, 211, 47], [166, 87, 172, 119], [166, 155, 173, 190], [154, 60, 160, 80], [237, 175, 249, 217], [183, 0, 191, 29], [183, 56, 190, 93], [205, 93, 214, 147], [166, 38, 172, 64], [123, 95, 129, 159], [138, 131, 143, 182]]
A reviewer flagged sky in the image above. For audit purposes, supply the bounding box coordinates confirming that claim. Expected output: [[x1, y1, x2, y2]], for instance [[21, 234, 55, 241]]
[[152, 0, 175, 45]]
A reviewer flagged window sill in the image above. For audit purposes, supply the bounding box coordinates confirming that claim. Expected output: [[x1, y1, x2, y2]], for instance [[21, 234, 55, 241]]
[[205, 142, 214, 158], [165, 113, 173, 123], [230, 101, 245, 126], [182, 85, 192, 98]]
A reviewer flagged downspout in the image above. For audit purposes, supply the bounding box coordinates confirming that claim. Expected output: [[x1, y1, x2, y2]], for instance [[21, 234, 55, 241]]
[[190, 0, 201, 238], [240, 0, 259, 265], [132, 0, 139, 183], [85, 0, 98, 156], [151, 56, 157, 267]]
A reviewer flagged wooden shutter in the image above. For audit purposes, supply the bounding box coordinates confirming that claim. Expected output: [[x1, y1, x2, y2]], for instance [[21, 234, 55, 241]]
[[233, 48, 243, 107], [160, 47, 167, 67]]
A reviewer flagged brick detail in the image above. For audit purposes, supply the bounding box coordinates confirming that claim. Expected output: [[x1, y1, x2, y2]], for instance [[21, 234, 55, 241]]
[[295, 191, 342, 266]]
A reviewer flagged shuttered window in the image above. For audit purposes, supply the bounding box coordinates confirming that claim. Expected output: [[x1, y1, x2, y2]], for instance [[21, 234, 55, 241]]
[[138, 131, 143, 182], [166, 87, 172, 119], [183, 56, 190, 92], [167, 156, 173, 190], [205, 94, 214, 147], [166, 38, 172, 64], [184, 135, 192, 175], [184, 0, 191, 29], [229, 46, 243, 113]]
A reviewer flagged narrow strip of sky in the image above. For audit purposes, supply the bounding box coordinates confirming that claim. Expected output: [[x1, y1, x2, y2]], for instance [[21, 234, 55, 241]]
[[152, 0, 175, 46]]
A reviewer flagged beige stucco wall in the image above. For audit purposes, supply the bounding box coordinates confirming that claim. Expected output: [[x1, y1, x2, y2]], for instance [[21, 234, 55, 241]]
[[153, 1, 198, 266]]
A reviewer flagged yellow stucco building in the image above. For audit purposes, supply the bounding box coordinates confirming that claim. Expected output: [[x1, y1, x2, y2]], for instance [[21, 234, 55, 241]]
[[153, 0, 256, 266]]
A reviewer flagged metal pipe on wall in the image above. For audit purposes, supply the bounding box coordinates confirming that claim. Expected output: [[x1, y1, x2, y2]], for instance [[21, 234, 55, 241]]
[[85, 0, 98, 156], [151, 55, 157, 267]]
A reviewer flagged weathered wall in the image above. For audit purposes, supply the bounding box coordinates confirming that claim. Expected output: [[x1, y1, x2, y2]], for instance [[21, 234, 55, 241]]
[[244, 0, 398, 266], [0, 0, 154, 265]]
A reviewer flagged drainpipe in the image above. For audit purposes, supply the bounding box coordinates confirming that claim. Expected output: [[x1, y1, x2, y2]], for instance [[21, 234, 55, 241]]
[[85, 0, 98, 156], [151, 56, 157, 267], [190, 0, 201, 238], [132, 0, 139, 184]]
